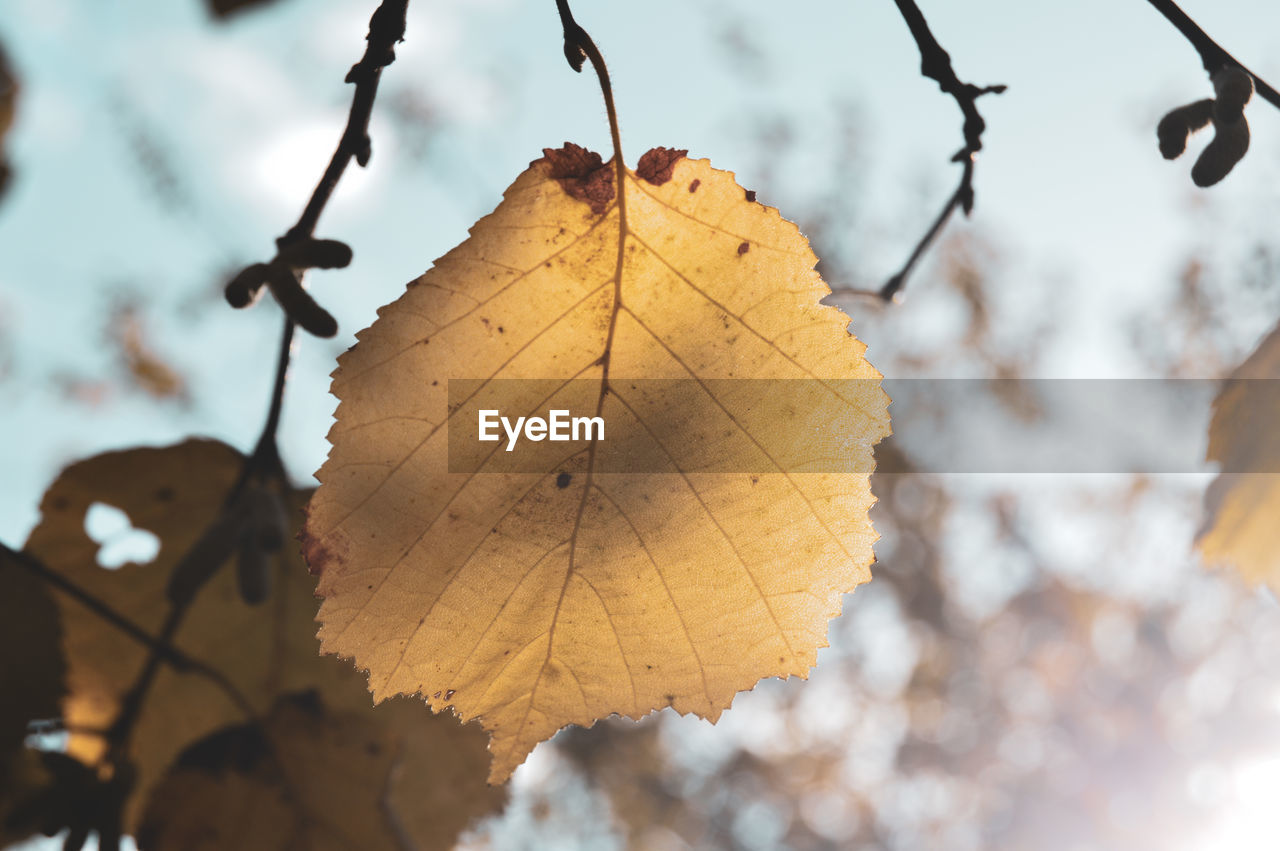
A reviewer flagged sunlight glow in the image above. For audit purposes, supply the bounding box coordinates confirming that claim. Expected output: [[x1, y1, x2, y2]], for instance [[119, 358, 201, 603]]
[[247, 118, 383, 211], [1196, 757, 1280, 851]]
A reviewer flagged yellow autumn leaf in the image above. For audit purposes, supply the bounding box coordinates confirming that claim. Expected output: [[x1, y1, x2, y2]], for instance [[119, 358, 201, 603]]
[[29, 439, 502, 836], [303, 145, 891, 782], [138, 691, 502, 851], [1198, 320, 1280, 587], [28, 440, 335, 829]]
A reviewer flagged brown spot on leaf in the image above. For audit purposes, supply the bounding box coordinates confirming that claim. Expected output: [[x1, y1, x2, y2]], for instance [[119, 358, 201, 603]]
[[556, 472, 573, 489], [298, 507, 347, 576], [737, 242, 750, 256], [745, 189, 757, 202], [688, 179, 700, 193], [537, 143, 615, 215], [635, 147, 688, 186], [539, 142, 602, 179]]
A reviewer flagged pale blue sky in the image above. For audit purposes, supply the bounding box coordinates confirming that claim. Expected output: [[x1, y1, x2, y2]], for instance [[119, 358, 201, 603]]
[[1, 0, 1278, 538]]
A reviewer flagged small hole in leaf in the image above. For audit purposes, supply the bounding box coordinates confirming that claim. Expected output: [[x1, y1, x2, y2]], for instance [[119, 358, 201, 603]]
[[83, 502, 160, 569]]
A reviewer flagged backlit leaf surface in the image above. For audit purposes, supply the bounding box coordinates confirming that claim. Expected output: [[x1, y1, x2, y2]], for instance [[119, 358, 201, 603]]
[[29, 440, 501, 836], [304, 146, 891, 781], [138, 690, 502, 851]]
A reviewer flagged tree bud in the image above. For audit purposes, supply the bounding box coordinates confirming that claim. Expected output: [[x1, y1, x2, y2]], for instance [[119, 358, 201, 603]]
[[1157, 99, 1214, 160], [264, 264, 339, 338], [235, 531, 273, 605], [1192, 115, 1250, 187], [224, 263, 272, 308], [243, 484, 289, 551]]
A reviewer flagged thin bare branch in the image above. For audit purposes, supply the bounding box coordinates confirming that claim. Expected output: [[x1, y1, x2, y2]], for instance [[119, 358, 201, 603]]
[[66, 4, 413, 842], [281, 0, 409, 246], [1144, 0, 1280, 111], [1, 542, 259, 724], [225, 0, 408, 336], [880, 0, 1004, 302]]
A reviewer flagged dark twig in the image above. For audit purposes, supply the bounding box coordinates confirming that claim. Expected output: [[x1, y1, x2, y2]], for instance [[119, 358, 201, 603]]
[[1, 542, 259, 727], [222, 0, 408, 577], [552, 0, 626, 376], [109, 0, 410, 750], [553, 1, 624, 195], [3, 6, 407, 847], [555, 0, 589, 73], [1144, 0, 1280, 111], [233, 314, 294, 496], [553, 1, 637, 617], [873, 0, 1004, 302], [282, 0, 408, 245], [224, 0, 409, 336], [31, 6, 412, 845], [3, 542, 188, 672]]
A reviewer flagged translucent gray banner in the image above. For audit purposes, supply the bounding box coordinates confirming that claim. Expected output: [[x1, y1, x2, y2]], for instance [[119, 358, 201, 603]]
[[446, 379, 1274, 474]]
